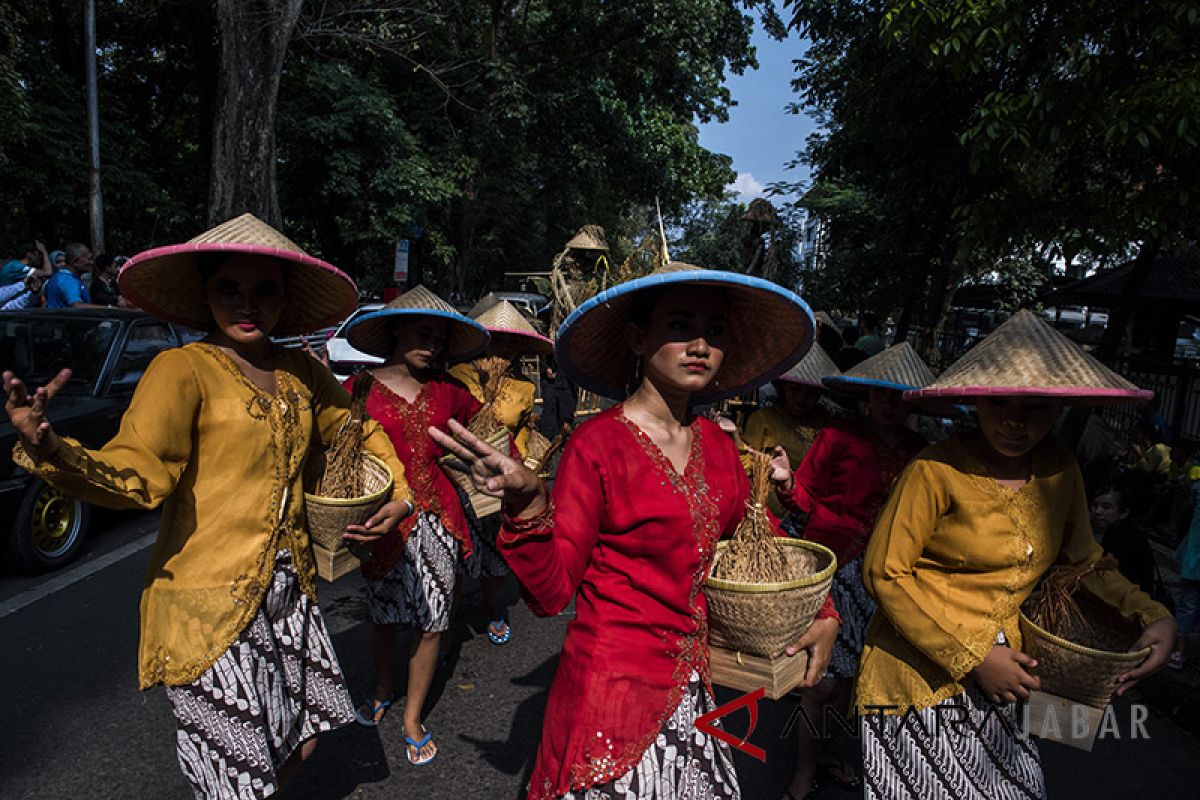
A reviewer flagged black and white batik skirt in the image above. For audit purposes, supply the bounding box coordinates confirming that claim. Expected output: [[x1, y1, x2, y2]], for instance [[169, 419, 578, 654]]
[[861, 686, 1045, 799], [365, 511, 458, 632], [462, 494, 511, 580], [828, 554, 875, 679], [165, 549, 356, 799], [559, 671, 741, 800]]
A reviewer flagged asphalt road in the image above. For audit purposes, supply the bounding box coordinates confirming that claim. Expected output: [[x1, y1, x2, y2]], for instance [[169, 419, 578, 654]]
[[3, 512, 1200, 800]]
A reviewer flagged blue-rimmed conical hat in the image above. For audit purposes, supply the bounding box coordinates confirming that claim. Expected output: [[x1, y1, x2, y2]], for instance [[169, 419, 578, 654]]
[[345, 285, 489, 361], [823, 341, 934, 396], [554, 262, 815, 402]]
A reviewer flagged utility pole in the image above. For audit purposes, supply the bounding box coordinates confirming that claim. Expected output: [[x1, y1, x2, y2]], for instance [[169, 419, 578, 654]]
[[85, 0, 104, 253]]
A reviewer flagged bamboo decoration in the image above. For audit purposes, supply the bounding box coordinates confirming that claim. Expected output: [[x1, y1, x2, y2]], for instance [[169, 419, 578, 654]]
[[710, 449, 791, 583], [317, 372, 374, 498]]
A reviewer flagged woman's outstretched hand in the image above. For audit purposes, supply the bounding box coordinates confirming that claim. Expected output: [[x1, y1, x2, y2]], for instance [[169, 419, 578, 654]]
[[768, 446, 794, 491], [343, 499, 414, 542], [429, 419, 546, 516], [3, 370, 70, 460]]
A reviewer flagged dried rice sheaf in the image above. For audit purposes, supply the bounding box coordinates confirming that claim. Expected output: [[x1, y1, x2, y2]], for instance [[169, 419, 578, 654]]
[[1027, 555, 1120, 644], [710, 449, 790, 583], [316, 372, 374, 498], [465, 356, 514, 440]]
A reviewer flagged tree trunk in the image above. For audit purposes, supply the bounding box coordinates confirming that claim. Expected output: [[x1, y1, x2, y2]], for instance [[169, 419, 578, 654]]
[[207, 0, 303, 227]]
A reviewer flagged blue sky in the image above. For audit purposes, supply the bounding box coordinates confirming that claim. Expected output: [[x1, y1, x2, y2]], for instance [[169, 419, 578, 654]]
[[697, 23, 818, 204]]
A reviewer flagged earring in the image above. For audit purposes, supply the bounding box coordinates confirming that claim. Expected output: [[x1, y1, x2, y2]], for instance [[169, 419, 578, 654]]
[[625, 356, 643, 398]]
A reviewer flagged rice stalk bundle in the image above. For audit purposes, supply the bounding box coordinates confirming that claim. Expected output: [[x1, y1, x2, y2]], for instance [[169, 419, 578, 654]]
[[465, 356, 513, 441], [711, 449, 790, 583], [1027, 555, 1120, 647], [317, 372, 374, 498]]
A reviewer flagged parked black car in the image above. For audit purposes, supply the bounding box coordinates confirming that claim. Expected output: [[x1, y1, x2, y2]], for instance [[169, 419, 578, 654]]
[[0, 309, 200, 572]]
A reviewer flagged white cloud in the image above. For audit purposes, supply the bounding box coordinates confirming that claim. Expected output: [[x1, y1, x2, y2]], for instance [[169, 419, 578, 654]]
[[727, 172, 766, 202]]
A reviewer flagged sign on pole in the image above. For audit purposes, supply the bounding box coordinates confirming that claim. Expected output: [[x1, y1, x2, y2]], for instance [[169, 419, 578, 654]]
[[393, 240, 410, 286]]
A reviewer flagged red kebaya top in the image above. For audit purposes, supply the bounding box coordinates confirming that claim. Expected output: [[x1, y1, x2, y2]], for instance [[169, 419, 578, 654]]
[[499, 406, 838, 800], [779, 416, 926, 565], [345, 372, 480, 579]]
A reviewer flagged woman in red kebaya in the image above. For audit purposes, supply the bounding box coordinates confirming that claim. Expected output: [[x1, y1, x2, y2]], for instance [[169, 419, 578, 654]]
[[431, 264, 841, 800], [773, 343, 933, 798], [340, 286, 489, 767]]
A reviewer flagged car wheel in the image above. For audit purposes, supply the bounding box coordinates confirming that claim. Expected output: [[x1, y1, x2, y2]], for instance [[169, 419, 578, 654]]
[[7, 479, 91, 573]]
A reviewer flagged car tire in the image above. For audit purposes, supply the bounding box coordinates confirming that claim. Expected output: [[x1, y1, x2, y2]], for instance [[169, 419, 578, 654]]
[[7, 479, 91, 573]]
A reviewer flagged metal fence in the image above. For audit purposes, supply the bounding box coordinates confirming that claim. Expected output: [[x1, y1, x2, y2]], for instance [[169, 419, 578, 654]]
[[1100, 359, 1200, 443]]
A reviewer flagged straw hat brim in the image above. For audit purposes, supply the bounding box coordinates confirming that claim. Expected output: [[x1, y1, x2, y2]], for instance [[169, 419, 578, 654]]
[[908, 385, 1153, 407], [488, 327, 554, 355], [822, 376, 917, 396], [555, 269, 815, 402], [118, 242, 358, 336], [345, 308, 490, 361]]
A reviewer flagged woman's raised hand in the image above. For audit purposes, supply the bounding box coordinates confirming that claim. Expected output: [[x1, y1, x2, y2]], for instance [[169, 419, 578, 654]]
[[3, 370, 70, 460], [429, 419, 546, 515], [768, 446, 794, 489]]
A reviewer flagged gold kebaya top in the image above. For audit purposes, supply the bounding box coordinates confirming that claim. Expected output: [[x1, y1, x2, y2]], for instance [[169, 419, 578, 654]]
[[857, 436, 1171, 713], [739, 406, 829, 516], [449, 362, 536, 458], [14, 342, 411, 689]]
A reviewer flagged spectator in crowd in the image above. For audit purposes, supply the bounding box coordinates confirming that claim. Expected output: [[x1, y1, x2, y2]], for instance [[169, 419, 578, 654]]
[[1122, 420, 1174, 516], [1091, 486, 1157, 596], [45, 242, 100, 308], [1173, 467, 1200, 668], [91, 253, 126, 306], [1, 241, 52, 286], [854, 311, 885, 356], [835, 325, 868, 371], [48, 249, 66, 271], [0, 272, 47, 311], [536, 354, 578, 439]]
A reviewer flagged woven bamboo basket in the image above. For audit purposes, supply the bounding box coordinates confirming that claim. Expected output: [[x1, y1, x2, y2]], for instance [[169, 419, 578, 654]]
[[1019, 593, 1150, 709], [524, 429, 553, 471], [444, 429, 509, 518], [706, 539, 836, 658], [303, 451, 393, 551]]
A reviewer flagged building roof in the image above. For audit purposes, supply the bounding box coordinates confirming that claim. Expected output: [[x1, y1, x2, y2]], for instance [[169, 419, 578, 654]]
[[1046, 248, 1200, 308]]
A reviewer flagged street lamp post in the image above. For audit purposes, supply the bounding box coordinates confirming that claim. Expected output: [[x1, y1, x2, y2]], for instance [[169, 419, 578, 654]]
[[85, 0, 104, 253]]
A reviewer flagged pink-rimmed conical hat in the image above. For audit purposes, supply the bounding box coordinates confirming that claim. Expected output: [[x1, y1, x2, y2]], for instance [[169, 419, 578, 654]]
[[118, 213, 358, 336], [906, 309, 1152, 406], [777, 342, 840, 388], [472, 299, 553, 355]]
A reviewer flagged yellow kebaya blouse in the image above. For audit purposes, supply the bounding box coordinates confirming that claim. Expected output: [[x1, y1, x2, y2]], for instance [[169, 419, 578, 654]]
[[740, 406, 828, 516], [13, 342, 411, 689], [857, 435, 1171, 714], [449, 362, 536, 458]]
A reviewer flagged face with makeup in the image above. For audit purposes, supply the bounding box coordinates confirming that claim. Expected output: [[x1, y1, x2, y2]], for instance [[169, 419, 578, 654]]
[[625, 285, 729, 398], [389, 316, 449, 371], [203, 255, 286, 345], [975, 396, 1065, 458]]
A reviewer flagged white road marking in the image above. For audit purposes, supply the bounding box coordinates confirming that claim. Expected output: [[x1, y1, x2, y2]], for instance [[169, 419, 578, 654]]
[[0, 531, 157, 620]]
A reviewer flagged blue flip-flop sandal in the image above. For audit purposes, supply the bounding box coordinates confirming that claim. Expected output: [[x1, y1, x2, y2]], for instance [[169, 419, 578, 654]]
[[354, 698, 392, 727], [406, 726, 437, 766]]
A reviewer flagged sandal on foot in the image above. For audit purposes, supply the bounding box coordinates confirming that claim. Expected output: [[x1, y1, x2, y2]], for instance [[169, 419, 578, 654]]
[[354, 698, 393, 727], [405, 727, 437, 766], [487, 618, 511, 645]]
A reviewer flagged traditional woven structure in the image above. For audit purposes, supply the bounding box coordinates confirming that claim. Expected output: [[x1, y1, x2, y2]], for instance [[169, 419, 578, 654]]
[[564, 224, 610, 252], [555, 262, 815, 402], [345, 285, 489, 361], [908, 309, 1152, 406], [119, 213, 358, 335]]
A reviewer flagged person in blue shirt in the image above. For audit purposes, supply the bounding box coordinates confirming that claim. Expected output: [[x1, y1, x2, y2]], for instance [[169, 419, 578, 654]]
[[45, 243, 100, 308], [1, 241, 50, 286]]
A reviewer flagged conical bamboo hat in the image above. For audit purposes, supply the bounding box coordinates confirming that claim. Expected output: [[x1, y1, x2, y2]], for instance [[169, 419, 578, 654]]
[[555, 262, 815, 402], [823, 341, 935, 396], [118, 213, 358, 335], [473, 299, 553, 354], [777, 340, 840, 388], [907, 309, 1151, 406], [345, 285, 489, 361], [564, 224, 609, 252]]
